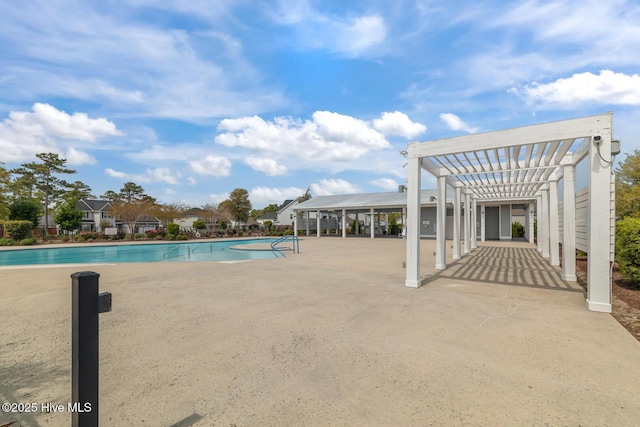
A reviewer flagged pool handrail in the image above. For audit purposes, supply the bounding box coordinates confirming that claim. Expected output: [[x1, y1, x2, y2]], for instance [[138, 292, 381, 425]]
[[162, 245, 189, 259], [270, 235, 299, 254]]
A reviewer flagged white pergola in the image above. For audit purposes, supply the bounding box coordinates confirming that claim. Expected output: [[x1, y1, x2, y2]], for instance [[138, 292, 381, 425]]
[[405, 113, 615, 313]]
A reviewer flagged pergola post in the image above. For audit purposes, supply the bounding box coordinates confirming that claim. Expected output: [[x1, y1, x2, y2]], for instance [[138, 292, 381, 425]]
[[293, 212, 298, 236], [316, 210, 321, 238], [405, 157, 422, 288], [536, 194, 542, 253], [527, 202, 535, 243], [562, 162, 577, 281], [586, 135, 613, 312], [480, 204, 486, 242], [464, 192, 471, 254], [549, 179, 560, 266], [471, 197, 478, 250], [436, 175, 446, 270], [402, 207, 407, 238], [453, 186, 461, 260], [342, 209, 347, 238], [541, 188, 550, 258]]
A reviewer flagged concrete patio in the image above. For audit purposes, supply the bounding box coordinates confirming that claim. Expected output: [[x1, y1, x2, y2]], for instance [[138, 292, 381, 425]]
[[1, 238, 639, 426]]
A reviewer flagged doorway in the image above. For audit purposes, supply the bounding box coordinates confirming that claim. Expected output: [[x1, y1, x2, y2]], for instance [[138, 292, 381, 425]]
[[485, 206, 500, 240]]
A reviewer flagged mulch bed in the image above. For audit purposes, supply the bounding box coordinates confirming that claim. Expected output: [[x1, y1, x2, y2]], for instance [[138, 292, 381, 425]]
[[576, 257, 640, 341]]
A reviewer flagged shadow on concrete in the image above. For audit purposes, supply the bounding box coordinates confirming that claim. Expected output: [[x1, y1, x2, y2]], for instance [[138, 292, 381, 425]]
[[422, 245, 583, 293], [169, 413, 203, 427], [0, 359, 68, 427]]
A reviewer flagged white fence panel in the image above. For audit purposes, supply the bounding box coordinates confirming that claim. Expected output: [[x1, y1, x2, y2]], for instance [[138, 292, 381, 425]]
[[575, 189, 589, 253]]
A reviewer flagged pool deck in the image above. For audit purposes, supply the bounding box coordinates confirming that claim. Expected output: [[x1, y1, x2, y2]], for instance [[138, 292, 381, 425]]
[[2, 238, 640, 426]]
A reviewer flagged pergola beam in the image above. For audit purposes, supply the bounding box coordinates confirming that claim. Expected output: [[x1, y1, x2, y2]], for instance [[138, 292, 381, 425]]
[[408, 113, 612, 159]]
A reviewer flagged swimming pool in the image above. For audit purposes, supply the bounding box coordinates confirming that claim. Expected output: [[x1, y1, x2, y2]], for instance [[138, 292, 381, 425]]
[[0, 239, 279, 266]]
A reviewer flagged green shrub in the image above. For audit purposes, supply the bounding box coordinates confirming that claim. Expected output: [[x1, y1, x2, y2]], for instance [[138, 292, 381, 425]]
[[167, 223, 180, 236], [0, 238, 17, 246], [78, 231, 99, 241], [4, 220, 33, 241], [512, 222, 525, 238], [20, 238, 37, 245], [615, 218, 640, 282], [176, 234, 188, 240], [237, 231, 244, 237], [192, 219, 206, 230]]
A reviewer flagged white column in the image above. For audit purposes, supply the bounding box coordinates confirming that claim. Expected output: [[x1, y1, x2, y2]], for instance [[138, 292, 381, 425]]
[[541, 188, 550, 258], [405, 157, 422, 288], [536, 195, 542, 252], [587, 135, 613, 312], [294, 211, 298, 236], [335, 213, 339, 234], [306, 212, 310, 236], [385, 213, 389, 235], [529, 203, 535, 243], [326, 212, 330, 236], [480, 204, 486, 242], [471, 197, 478, 250], [436, 175, 447, 270], [453, 186, 461, 260], [562, 163, 577, 281], [402, 207, 407, 238], [370, 208, 375, 239], [316, 210, 321, 238], [549, 180, 560, 266], [342, 209, 347, 238], [464, 192, 471, 254], [355, 212, 359, 235]]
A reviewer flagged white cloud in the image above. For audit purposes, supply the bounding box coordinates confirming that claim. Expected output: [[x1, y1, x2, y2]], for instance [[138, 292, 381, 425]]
[[104, 167, 180, 184], [208, 192, 230, 204], [244, 157, 288, 176], [439, 113, 478, 133], [372, 111, 427, 138], [250, 186, 306, 207], [64, 146, 97, 166], [216, 111, 391, 165], [0, 6, 287, 123], [9, 103, 122, 142], [310, 178, 360, 196], [511, 70, 640, 106], [370, 177, 399, 191], [187, 177, 197, 185], [0, 103, 122, 163], [189, 155, 232, 176], [269, 3, 387, 57], [340, 15, 387, 56]]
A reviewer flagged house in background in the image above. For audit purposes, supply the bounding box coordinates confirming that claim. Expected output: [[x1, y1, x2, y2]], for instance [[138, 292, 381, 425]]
[[175, 207, 204, 231], [76, 199, 115, 231], [75, 198, 159, 233]]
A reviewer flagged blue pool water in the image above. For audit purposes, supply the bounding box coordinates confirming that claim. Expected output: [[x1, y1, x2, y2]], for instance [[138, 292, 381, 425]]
[[0, 239, 279, 266]]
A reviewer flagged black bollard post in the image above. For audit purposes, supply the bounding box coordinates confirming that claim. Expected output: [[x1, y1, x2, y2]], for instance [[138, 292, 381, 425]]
[[71, 271, 111, 427]]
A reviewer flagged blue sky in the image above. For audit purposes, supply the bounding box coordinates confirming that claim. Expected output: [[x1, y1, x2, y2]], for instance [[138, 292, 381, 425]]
[[1, 0, 639, 209]]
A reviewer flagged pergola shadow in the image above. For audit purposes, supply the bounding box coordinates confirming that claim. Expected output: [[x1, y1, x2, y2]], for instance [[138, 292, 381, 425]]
[[421, 245, 583, 293]]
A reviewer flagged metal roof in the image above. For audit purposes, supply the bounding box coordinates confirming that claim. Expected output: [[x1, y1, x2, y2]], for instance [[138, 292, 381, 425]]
[[294, 190, 455, 211]]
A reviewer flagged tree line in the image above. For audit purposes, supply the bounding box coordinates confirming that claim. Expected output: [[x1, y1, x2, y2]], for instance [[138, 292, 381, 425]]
[[0, 152, 273, 240]]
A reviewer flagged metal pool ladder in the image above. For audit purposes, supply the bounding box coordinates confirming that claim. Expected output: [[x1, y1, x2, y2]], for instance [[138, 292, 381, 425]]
[[270, 235, 300, 254]]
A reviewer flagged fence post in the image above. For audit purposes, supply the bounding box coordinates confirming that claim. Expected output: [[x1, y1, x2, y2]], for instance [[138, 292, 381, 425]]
[[71, 271, 112, 427]]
